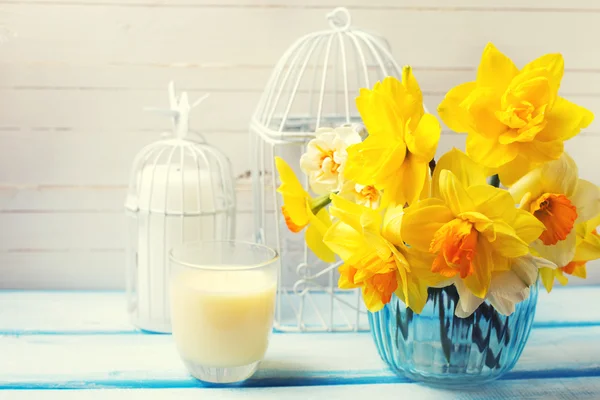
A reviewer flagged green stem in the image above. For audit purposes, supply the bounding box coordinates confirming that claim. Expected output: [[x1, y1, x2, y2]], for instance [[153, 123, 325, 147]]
[[309, 191, 338, 215]]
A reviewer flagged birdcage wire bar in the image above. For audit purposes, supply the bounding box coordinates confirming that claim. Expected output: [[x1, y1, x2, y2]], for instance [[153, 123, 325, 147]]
[[249, 7, 402, 332]]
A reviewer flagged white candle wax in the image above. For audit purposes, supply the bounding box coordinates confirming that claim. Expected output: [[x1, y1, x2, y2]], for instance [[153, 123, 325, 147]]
[[134, 164, 216, 332], [170, 269, 277, 367]]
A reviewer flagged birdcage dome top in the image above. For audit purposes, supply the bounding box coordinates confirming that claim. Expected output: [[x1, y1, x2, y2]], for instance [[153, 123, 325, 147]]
[[250, 7, 402, 143], [125, 84, 235, 216]]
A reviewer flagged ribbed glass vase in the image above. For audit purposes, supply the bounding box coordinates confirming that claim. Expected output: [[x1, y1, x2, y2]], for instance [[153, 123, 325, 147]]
[[369, 283, 539, 387]]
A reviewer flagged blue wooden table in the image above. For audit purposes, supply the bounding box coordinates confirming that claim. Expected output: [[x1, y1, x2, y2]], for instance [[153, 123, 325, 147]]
[[1, 287, 599, 399]]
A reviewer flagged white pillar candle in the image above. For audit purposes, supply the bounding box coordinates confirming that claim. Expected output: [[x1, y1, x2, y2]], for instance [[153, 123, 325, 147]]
[[134, 164, 216, 332]]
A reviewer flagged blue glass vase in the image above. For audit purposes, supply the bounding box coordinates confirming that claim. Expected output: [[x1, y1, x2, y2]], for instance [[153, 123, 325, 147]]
[[369, 283, 539, 387]]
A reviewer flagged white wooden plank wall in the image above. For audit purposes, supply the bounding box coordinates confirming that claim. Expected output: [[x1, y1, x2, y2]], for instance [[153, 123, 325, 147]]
[[0, 0, 599, 288]]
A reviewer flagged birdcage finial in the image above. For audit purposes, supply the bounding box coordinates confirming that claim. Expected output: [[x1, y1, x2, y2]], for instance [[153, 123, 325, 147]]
[[327, 7, 351, 31], [145, 81, 210, 140]]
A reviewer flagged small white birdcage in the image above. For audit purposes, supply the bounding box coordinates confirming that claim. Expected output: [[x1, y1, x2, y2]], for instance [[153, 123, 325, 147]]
[[125, 83, 236, 333], [249, 7, 402, 331]]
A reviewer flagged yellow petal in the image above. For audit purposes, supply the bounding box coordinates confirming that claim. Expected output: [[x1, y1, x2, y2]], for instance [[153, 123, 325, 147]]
[[329, 194, 381, 234], [477, 42, 519, 91], [338, 264, 359, 289], [466, 133, 518, 169], [401, 67, 423, 102], [512, 208, 546, 244], [533, 229, 577, 268], [275, 156, 308, 198], [382, 205, 405, 247], [539, 267, 556, 293], [556, 270, 569, 286], [437, 82, 477, 133], [540, 152, 579, 196], [572, 179, 600, 222], [508, 166, 544, 207], [354, 252, 394, 279], [344, 137, 405, 186], [521, 53, 564, 96], [503, 69, 553, 110], [468, 184, 517, 223], [574, 237, 600, 262], [399, 67, 425, 125], [401, 274, 430, 314], [491, 221, 531, 258], [584, 213, 600, 235], [362, 287, 386, 313], [497, 155, 536, 187], [394, 252, 410, 304], [464, 239, 493, 298], [401, 200, 454, 252], [490, 249, 510, 272], [403, 247, 436, 277], [454, 278, 485, 317], [420, 170, 432, 200], [275, 157, 309, 226], [521, 139, 564, 164], [459, 211, 494, 234], [305, 208, 336, 263], [355, 86, 401, 140], [363, 75, 423, 136], [571, 264, 587, 279], [541, 97, 594, 142], [438, 169, 475, 215], [432, 148, 487, 199], [405, 113, 441, 162], [323, 221, 366, 264], [468, 88, 507, 137], [363, 232, 395, 264], [385, 155, 429, 207]]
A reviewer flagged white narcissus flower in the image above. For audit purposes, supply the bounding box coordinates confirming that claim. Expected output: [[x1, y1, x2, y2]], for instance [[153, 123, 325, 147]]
[[300, 126, 362, 195], [452, 255, 556, 318], [339, 180, 381, 209]]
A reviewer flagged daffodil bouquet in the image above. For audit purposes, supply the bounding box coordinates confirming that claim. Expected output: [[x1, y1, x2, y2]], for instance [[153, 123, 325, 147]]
[[275, 43, 600, 319]]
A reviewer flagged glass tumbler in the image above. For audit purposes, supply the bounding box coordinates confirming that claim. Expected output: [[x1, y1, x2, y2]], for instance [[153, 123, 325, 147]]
[[169, 240, 279, 384]]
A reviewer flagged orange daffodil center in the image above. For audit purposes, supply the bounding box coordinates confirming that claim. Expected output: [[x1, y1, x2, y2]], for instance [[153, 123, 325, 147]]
[[344, 66, 441, 207], [431, 218, 478, 279], [529, 193, 577, 245], [438, 42, 594, 186]]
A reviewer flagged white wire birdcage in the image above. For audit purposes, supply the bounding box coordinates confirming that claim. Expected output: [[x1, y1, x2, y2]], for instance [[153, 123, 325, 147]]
[[125, 83, 236, 333], [249, 7, 402, 332]]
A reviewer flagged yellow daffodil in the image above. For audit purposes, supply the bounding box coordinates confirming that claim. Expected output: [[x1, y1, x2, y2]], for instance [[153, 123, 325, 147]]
[[323, 195, 442, 312], [509, 152, 600, 268], [275, 157, 335, 263], [401, 150, 546, 299], [344, 67, 441, 206], [540, 213, 600, 292], [438, 42, 594, 185]]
